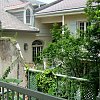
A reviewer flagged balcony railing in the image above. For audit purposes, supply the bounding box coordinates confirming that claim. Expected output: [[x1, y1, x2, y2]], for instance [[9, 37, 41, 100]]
[[0, 81, 66, 100]]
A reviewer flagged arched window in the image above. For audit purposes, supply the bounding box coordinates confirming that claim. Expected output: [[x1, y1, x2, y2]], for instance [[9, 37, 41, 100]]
[[32, 40, 43, 63], [26, 9, 30, 23]]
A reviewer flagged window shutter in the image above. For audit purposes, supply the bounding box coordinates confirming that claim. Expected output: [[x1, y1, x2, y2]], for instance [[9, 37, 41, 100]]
[[69, 21, 77, 34]]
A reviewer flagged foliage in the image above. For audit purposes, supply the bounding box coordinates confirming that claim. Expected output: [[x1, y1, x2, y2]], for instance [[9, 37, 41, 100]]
[[42, 0, 100, 79], [28, 1, 100, 100], [40, 0, 100, 98], [84, 0, 100, 70], [34, 69, 96, 99], [36, 69, 57, 96], [42, 23, 90, 77], [51, 23, 62, 42], [83, 0, 100, 95], [0, 78, 22, 84], [83, 0, 100, 82]]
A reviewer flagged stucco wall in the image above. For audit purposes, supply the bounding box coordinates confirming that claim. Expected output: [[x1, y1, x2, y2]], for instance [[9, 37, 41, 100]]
[[0, 38, 26, 87], [3, 31, 51, 63], [16, 32, 51, 63]]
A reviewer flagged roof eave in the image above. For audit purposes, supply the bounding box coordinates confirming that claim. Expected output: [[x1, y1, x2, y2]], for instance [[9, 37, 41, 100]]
[[35, 7, 85, 18], [1, 29, 40, 33]]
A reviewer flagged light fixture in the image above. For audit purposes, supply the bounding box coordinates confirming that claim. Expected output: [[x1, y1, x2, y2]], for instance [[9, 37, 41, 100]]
[[24, 43, 28, 50]]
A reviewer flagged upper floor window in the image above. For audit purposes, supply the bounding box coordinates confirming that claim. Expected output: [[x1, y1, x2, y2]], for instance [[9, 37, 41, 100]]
[[26, 9, 30, 23], [78, 21, 89, 32]]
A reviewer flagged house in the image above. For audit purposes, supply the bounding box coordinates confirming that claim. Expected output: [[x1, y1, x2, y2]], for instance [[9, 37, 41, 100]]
[[0, 0, 50, 64], [0, 0, 89, 64], [35, 0, 88, 38], [34, 0, 88, 64]]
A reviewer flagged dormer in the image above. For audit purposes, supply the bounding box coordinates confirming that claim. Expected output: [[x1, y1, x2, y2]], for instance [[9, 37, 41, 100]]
[[24, 6, 33, 26], [5, 2, 34, 26]]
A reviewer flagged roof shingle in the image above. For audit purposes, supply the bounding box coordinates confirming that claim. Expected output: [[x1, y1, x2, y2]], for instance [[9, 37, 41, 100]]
[[0, 0, 39, 32], [36, 0, 87, 15]]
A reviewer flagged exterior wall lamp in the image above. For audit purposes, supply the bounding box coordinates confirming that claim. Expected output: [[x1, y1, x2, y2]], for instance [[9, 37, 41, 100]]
[[24, 43, 28, 51]]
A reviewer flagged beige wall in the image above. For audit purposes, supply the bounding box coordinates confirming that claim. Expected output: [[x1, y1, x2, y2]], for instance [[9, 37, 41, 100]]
[[17, 32, 51, 63], [35, 13, 87, 35], [3, 31, 51, 63], [64, 14, 87, 32], [41, 16, 62, 23], [35, 18, 52, 36], [16, 32, 35, 63], [64, 14, 86, 24]]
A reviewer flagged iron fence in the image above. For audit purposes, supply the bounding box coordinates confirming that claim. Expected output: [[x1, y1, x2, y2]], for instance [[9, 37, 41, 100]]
[[28, 69, 97, 100]]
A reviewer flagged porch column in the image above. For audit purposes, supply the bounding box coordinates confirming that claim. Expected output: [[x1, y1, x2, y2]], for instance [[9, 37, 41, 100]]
[[62, 15, 65, 34]]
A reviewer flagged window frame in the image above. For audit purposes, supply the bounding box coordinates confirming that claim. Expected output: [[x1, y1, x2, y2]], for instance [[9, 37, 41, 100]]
[[32, 40, 43, 63], [26, 8, 31, 24], [78, 21, 88, 32]]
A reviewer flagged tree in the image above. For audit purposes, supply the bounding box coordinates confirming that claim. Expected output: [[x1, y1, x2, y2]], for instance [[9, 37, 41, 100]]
[[84, 0, 100, 95], [42, 23, 89, 77], [84, 0, 100, 70]]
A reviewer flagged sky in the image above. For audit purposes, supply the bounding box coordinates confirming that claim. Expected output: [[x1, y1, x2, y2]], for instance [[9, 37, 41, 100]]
[[39, 0, 56, 3]]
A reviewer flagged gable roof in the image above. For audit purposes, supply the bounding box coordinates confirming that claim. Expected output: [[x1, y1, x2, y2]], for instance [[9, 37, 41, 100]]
[[0, 0, 39, 32], [35, 0, 87, 16]]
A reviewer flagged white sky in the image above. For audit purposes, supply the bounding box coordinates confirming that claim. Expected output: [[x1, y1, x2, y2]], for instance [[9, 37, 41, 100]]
[[39, 0, 56, 3]]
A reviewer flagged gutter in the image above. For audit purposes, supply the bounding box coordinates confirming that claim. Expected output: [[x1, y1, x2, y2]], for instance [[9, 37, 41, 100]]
[[35, 7, 85, 17]]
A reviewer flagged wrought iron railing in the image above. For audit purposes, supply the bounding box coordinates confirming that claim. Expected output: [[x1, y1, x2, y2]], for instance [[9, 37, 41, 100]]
[[0, 81, 66, 100]]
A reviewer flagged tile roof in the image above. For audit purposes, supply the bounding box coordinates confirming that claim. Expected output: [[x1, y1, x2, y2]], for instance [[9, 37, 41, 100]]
[[35, 0, 87, 15], [0, 0, 39, 32]]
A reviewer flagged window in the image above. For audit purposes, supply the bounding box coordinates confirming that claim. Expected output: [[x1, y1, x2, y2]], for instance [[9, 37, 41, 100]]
[[32, 40, 43, 63], [80, 22, 84, 31], [78, 21, 88, 31], [26, 9, 30, 23]]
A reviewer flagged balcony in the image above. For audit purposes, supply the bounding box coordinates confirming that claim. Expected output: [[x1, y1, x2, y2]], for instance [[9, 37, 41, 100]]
[[0, 81, 66, 100]]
